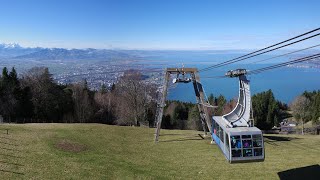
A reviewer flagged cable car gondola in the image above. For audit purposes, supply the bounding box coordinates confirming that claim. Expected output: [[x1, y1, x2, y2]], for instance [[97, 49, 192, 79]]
[[212, 69, 265, 163]]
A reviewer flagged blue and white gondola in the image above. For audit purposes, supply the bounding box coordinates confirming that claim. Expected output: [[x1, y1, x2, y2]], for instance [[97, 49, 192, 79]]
[[211, 70, 265, 163]]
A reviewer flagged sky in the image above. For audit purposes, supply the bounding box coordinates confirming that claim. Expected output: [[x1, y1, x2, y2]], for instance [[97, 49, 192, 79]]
[[0, 0, 319, 50]]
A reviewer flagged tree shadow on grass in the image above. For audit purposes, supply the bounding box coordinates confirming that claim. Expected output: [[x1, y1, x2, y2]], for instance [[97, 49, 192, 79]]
[[160, 138, 204, 142], [0, 169, 24, 175], [0, 141, 18, 146], [278, 164, 320, 180], [264, 135, 300, 146], [0, 160, 24, 166], [0, 153, 22, 159], [264, 135, 299, 142], [0, 147, 22, 152], [264, 140, 279, 146], [0, 136, 17, 141], [159, 134, 185, 136], [159, 135, 205, 143], [159, 133, 201, 136]]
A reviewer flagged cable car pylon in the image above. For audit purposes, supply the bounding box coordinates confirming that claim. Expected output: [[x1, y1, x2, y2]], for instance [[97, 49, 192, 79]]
[[154, 67, 265, 163], [154, 67, 214, 142]]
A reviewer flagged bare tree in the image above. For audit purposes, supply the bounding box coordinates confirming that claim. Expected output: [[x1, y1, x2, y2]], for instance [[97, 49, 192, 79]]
[[290, 95, 310, 135], [115, 70, 157, 126], [223, 98, 237, 114], [94, 89, 116, 124]]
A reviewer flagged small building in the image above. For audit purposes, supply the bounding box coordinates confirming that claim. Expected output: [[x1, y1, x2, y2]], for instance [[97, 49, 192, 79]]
[[280, 119, 296, 134]]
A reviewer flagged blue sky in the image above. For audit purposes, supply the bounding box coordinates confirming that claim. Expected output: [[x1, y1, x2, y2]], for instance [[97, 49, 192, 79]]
[[0, 0, 319, 50]]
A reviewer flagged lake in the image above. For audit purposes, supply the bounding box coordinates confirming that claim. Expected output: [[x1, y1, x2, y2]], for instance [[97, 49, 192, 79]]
[[143, 51, 320, 104]]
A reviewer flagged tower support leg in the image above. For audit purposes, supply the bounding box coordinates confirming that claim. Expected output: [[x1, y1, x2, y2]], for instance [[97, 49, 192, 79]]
[[154, 72, 170, 142]]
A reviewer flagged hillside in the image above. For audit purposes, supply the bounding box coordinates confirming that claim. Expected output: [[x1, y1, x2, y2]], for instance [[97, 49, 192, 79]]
[[0, 124, 319, 179]]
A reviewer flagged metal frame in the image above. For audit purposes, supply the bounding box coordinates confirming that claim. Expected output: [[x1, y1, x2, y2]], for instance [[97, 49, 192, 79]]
[[154, 67, 214, 142]]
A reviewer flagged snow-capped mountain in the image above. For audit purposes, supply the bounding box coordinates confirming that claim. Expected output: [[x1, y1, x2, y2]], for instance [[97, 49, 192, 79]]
[[16, 48, 134, 60], [0, 42, 136, 60], [0, 43, 22, 49], [0, 42, 42, 57]]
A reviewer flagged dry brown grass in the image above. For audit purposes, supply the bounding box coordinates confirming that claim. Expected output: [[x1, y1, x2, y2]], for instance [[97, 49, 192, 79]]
[[55, 139, 87, 153]]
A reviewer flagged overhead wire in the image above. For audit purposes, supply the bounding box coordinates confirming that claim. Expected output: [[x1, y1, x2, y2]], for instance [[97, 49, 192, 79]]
[[249, 43, 320, 65], [199, 32, 320, 72], [249, 53, 320, 74], [248, 53, 320, 75], [201, 53, 320, 78], [199, 28, 320, 72], [201, 75, 227, 79]]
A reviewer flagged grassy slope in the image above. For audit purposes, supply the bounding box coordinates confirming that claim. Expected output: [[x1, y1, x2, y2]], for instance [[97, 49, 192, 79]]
[[0, 124, 319, 179]]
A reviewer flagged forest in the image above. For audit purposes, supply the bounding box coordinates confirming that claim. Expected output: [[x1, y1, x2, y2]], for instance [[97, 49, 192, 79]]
[[0, 67, 158, 126], [0, 67, 319, 130]]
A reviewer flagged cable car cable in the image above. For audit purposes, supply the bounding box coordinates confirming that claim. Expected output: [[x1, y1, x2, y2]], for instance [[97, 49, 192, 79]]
[[199, 32, 320, 72], [199, 28, 320, 72], [249, 43, 320, 65], [201, 75, 227, 79], [248, 53, 320, 75], [249, 54, 320, 74]]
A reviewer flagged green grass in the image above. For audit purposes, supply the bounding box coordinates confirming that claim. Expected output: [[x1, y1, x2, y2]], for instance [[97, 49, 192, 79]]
[[0, 124, 319, 179]]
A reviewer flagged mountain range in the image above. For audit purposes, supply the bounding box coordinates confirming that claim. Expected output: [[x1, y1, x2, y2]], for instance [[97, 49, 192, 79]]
[[1, 42, 319, 62], [0, 43, 43, 58], [0, 43, 136, 60]]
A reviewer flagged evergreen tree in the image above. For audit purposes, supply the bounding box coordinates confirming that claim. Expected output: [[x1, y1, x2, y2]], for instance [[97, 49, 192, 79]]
[[252, 89, 283, 130], [0, 67, 21, 122], [208, 93, 215, 105], [100, 84, 107, 94], [187, 105, 202, 130], [2, 67, 9, 81], [9, 67, 18, 84], [216, 95, 226, 116]]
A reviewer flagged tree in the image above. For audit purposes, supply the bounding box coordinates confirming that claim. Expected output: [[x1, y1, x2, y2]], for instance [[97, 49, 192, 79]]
[[115, 70, 157, 126], [9, 67, 18, 85], [94, 89, 116, 124], [290, 95, 310, 135], [302, 91, 320, 125], [252, 89, 283, 130], [208, 93, 215, 105], [18, 86, 34, 122], [216, 95, 226, 116], [60, 87, 74, 123], [100, 84, 107, 94], [173, 103, 189, 129], [22, 67, 73, 122], [2, 67, 9, 81], [223, 98, 237, 114], [0, 67, 21, 122], [310, 92, 320, 124], [71, 81, 94, 123], [187, 105, 202, 131]]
